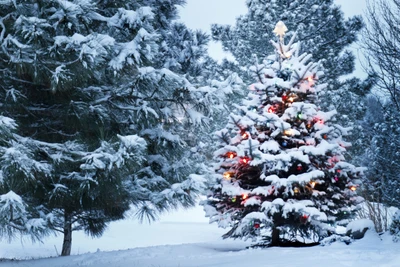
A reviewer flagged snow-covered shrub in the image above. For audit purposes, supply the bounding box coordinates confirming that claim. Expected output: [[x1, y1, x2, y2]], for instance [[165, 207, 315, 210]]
[[346, 219, 375, 240], [390, 211, 400, 242]]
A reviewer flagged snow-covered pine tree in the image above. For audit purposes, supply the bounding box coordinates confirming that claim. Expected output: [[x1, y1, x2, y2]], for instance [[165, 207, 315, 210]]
[[362, 96, 400, 209], [0, 116, 51, 241], [0, 0, 151, 256], [0, 0, 228, 256], [203, 22, 364, 247], [159, 19, 244, 164]]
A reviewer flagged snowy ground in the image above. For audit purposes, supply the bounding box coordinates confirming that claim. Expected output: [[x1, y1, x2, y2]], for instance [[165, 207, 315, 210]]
[[1, 205, 400, 267]]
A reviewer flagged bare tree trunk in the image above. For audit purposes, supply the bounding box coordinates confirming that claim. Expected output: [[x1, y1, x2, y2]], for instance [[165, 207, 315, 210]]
[[270, 227, 280, 247], [61, 211, 72, 256]]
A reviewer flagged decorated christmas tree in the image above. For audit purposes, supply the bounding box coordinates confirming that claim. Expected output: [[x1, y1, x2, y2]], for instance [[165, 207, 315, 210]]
[[202, 22, 364, 247]]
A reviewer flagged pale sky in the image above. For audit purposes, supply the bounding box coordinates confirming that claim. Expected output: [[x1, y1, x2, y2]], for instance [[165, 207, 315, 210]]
[[179, 0, 367, 34], [178, 0, 368, 78]]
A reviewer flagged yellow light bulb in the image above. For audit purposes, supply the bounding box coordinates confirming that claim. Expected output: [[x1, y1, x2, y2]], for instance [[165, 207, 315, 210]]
[[226, 152, 236, 159], [284, 129, 293, 136], [223, 171, 234, 180]]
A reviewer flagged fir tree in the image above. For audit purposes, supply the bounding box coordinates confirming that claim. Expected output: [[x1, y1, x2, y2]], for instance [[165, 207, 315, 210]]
[[362, 96, 400, 209], [203, 22, 364, 247], [0, 0, 229, 255]]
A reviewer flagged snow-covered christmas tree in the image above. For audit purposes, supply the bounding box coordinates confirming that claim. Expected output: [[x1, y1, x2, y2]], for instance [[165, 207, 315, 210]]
[[203, 22, 364, 247]]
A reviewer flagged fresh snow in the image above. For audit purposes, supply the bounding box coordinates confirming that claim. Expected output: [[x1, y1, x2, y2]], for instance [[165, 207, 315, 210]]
[[347, 218, 375, 232], [0, 116, 16, 129], [1, 205, 400, 266], [0, 190, 23, 204]]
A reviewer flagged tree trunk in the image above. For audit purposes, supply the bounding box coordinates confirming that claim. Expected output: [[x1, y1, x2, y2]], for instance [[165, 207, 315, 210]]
[[61, 211, 72, 256], [270, 227, 280, 247]]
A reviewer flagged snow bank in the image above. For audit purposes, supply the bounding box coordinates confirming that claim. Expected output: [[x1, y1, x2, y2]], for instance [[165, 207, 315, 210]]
[[346, 218, 375, 233]]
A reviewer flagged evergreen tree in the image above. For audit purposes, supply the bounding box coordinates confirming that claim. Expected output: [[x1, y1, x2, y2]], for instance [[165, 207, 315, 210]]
[[202, 22, 363, 247], [0, 116, 51, 241], [361, 96, 400, 208], [0, 0, 228, 255]]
